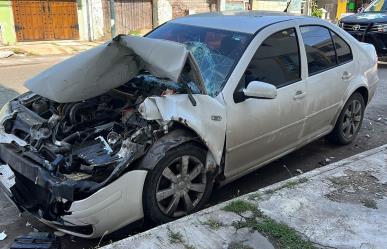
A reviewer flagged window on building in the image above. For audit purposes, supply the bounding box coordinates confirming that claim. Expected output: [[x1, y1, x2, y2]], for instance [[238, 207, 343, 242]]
[[244, 28, 301, 88]]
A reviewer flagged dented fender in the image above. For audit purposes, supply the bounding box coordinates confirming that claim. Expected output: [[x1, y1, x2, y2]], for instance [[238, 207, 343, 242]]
[[139, 95, 226, 165]]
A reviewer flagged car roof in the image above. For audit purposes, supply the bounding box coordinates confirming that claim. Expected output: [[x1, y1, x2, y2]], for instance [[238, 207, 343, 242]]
[[170, 11, 311, 34]]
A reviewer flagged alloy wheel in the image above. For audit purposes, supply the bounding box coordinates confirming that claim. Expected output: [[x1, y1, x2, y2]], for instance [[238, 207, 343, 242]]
[[155, 155, 207, 217], [342, 99, 362, 140]]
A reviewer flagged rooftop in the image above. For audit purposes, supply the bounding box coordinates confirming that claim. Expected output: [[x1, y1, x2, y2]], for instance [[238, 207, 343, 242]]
[[170, 11, 307, 34]]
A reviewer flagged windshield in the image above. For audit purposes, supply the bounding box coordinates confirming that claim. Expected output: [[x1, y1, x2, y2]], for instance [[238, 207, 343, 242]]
[[364, 0, 387, 12], [147, 23, 252, 96]]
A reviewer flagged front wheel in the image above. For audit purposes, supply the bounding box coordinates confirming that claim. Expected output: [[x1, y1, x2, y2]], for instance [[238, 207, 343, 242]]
[[328, 92, 365, 145], [143, 143, 213, 224]]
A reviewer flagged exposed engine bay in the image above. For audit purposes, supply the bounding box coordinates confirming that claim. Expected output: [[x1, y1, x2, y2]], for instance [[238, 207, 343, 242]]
[[0, 73, 199, 220]]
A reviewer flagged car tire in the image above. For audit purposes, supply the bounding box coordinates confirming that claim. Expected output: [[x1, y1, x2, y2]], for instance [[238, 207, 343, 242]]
[[328, 92, 365, 145], [143, 142, 214, 225]]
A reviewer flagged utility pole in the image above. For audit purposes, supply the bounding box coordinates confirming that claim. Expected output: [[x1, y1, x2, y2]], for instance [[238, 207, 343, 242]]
[[109, 0, 116, 37]]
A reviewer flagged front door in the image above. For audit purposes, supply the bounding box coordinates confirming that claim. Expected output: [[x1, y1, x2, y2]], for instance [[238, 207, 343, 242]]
[[224, 24, 307, 179], [12, 0, 79, 41]]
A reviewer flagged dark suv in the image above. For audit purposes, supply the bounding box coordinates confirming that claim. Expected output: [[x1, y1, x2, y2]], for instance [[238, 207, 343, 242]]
[[339, 0, 387, 62]]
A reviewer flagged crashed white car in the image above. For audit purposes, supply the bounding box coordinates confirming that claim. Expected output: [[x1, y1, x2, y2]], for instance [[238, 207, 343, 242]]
[[0, 12, 379, 238]]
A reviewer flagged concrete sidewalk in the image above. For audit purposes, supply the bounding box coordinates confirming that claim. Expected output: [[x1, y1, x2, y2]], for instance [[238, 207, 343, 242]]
[[103, 144, 387, 249], [0, 40, 103, 57]]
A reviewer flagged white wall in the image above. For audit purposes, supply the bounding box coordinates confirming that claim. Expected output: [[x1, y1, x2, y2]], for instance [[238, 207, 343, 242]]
[[78, 0, 105, 41]]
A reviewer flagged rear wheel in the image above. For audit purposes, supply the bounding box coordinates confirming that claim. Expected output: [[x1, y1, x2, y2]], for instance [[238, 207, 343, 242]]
[[328, 92, 365, 145], [143, 143, 213, 224]]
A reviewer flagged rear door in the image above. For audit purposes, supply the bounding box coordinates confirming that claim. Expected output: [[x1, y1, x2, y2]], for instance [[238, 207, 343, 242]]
[[298, 24, 354, 140]]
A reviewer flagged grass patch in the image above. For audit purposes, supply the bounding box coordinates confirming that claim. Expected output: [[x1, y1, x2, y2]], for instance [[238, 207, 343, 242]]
[[264, 177, 309, 195], [168, 229, 184, 244], [222, 200, 257, 214], [362, 198, 377, 209], [167, 228, 196, 249], [224, 200, 315, 249], [228, 242, 253, 249], [128, 30, 143, 36], [202, 218, 223, 230], [247, 192, 262, 201]]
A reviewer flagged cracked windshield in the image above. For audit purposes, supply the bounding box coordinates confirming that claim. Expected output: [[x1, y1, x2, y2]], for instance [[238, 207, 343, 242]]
[[147, 23, 252, 96]]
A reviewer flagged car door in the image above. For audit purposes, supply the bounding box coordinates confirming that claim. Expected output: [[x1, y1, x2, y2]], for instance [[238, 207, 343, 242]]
[[223, 23, 307, 179], [298, 24, 354, 140]]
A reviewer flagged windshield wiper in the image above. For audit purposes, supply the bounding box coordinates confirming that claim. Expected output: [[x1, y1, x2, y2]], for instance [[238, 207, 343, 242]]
[[182, 81, 197, 106]]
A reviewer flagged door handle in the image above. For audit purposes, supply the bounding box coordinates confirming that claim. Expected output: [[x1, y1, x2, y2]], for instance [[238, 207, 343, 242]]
[[342, 71, 352, 80], [293, 90, 306, 100]]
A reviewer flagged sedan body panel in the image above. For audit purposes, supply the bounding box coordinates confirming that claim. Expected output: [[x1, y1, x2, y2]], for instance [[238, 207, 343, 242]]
[[139, 94, 227, 165]]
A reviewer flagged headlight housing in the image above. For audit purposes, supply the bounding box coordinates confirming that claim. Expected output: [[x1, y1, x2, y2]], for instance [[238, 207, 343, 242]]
[[374, 23, 387, 32], [0, 102, 12, 125]]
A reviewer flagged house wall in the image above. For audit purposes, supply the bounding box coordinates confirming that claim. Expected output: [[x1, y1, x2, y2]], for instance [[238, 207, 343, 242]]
[[252, 0, 302, 13], [78, 0, 105, 41], [153, 0, 173, 26], [0, 0, 17, 45]]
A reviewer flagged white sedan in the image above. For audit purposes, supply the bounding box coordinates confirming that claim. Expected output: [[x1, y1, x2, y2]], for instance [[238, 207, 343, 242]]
[[0, 11, 379, 238]]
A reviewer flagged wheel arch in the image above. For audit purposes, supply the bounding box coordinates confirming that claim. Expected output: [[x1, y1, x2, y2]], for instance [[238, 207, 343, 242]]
[[135, 124, 219, 174], [332, 86, 369, 127]]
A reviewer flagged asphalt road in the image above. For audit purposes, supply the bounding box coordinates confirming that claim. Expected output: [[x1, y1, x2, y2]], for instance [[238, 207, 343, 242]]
[[0, 56, 386, 249]]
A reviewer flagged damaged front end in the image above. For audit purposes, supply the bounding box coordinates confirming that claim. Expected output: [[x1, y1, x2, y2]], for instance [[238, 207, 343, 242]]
[[0, 34, 228, 237], [0, 76, 188, 222], [0, 35, 214, 236]]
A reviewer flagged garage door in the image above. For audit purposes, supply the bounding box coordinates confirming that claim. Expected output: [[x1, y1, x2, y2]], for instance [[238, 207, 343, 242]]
[[114, 0, 153, 34], [12, 0, 79, 41]]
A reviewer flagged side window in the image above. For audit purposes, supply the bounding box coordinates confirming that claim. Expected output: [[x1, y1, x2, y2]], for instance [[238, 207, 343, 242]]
[[244, 28, 301, 88], [300, 26, 337, 75], [330, 31, 353, 64]]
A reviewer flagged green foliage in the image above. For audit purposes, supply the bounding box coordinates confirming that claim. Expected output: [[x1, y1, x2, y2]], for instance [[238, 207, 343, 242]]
[[311, 1, 323, 18]]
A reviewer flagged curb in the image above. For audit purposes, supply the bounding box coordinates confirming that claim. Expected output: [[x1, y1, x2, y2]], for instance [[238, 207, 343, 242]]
[[102, 144, 387, 249]]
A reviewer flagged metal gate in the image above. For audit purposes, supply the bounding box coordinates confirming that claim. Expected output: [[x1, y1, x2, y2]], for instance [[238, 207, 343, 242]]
[[114, 0, 153, 34], [12, 0, 79, 41]]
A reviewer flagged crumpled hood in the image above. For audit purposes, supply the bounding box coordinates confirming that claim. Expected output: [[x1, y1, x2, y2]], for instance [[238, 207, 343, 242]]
[[25, 35, 205, 103]]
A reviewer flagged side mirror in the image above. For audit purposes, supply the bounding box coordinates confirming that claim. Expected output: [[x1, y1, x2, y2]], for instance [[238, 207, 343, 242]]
[[243, 81, 277, 99]]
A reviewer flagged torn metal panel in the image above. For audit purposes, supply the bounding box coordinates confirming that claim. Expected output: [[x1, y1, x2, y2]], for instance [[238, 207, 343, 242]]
[[139, 95, 226, 165], [25, 35, 205, 103]]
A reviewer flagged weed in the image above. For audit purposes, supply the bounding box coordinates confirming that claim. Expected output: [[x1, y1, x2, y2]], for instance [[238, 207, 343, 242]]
[[222, 200, 256, 214], [224, 200, 315, 249], [362, 198, 377, 209], [247, 192, 262, 201], [202, 218, 223, 230], [228, 242, 253, 249], [168, 229, 184, 244], [264, 177, 309, 195]]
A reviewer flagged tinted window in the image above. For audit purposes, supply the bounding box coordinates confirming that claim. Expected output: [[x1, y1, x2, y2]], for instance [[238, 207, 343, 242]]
[[244, 28, 301, 88], [331, 31, 353, 64], [300, 26, 337, 75]]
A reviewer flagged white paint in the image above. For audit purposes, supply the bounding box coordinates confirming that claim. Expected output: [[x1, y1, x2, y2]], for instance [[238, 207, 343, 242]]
[[155, 0, 173, 25], [139, 94, 227, 165], [58, 170, 147, 238], [0, 231, 7, 241], [25, 35, 203, 103]]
